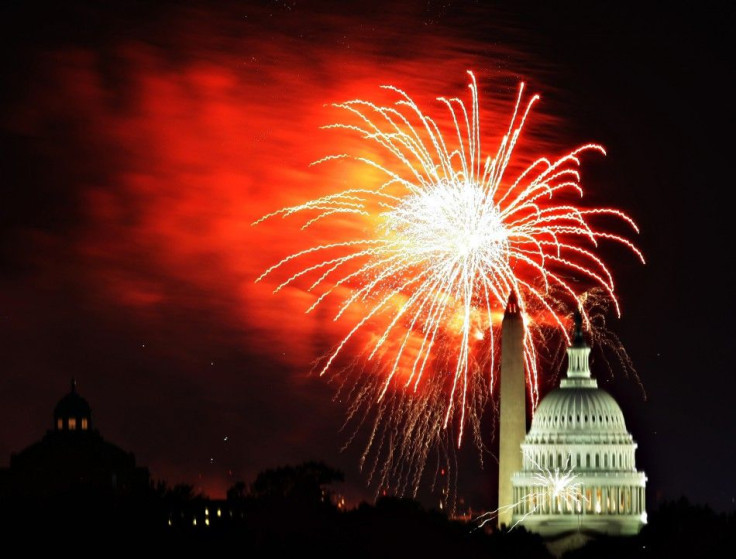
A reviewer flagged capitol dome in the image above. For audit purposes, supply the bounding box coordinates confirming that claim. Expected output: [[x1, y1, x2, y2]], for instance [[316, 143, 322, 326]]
[[526, 386, 631, 442], [511, 313, 647, 537]]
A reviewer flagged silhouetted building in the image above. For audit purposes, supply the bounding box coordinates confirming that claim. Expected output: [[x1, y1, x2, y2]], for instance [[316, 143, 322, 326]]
[[0, 379, 149, 500]]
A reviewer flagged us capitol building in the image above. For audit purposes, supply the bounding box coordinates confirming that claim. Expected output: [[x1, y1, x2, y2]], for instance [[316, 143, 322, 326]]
[[498, 300, 647, 538]]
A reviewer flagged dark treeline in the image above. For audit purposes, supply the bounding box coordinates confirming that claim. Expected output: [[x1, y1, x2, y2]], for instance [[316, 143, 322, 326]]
[[1, 460, 733, 558]]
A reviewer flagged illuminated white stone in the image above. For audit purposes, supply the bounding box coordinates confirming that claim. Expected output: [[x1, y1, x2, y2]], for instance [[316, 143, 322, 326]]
[[511, 316, 647, 537]]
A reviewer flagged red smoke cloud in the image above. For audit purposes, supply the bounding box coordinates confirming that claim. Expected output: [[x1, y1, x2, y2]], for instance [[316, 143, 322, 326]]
[[20, 7, 558, 374], [1, 2, 565, 498]]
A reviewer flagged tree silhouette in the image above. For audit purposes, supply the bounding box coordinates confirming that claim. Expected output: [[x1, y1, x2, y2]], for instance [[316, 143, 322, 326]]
[[249, 460, 344, 507], [226, 480, 247, 502]]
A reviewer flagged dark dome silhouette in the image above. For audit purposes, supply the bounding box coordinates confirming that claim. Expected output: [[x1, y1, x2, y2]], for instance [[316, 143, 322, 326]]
[[0, 378, 149, 499], [53, 378, 92, 431]]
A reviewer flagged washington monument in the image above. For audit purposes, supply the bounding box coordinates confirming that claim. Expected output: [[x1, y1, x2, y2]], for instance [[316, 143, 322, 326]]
[[497, 291, 526, 528]]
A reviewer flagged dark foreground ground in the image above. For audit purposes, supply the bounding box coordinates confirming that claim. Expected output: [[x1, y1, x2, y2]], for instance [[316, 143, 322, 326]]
[[2, 492, 732, 558]]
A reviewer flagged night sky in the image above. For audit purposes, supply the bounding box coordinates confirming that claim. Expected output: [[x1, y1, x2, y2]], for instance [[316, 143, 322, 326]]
[[1, 1, 733, 514]]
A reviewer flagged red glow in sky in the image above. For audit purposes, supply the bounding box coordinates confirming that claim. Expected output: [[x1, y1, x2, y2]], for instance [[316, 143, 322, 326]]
[[33, 9, 565, 375]]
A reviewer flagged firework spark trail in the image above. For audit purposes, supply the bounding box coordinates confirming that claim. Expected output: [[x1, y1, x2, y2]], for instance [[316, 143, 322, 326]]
[[474, 455, 586, 531], [254, 71, 643, 500]]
